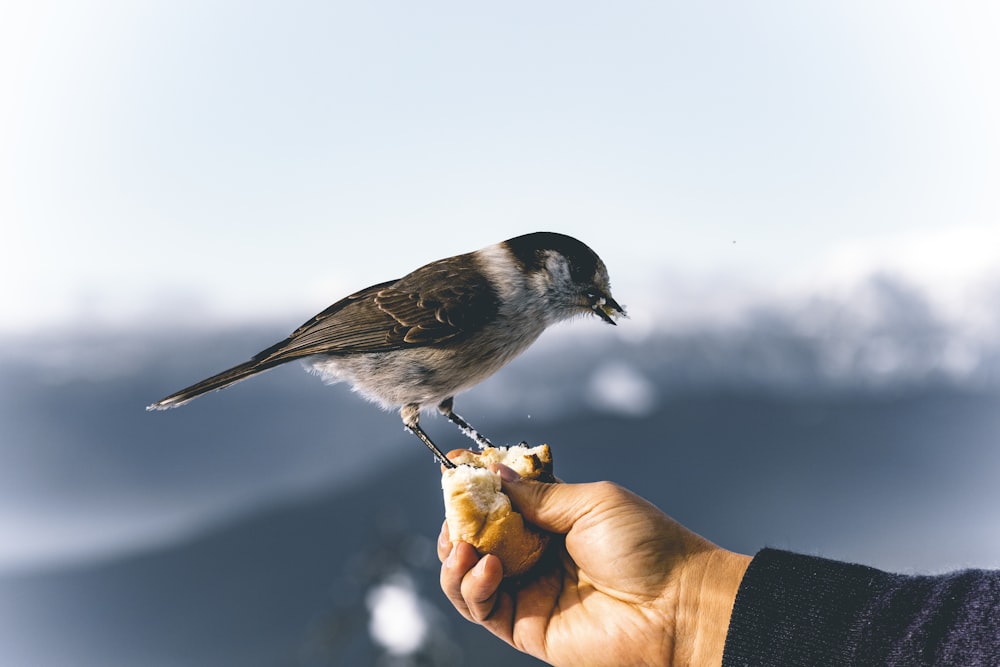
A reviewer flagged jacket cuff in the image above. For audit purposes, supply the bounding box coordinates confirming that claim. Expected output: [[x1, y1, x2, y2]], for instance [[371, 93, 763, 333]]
[[722, 548, 889, 666]]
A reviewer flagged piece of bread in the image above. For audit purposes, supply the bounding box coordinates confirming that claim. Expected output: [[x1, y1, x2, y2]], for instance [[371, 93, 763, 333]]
[[442, 444, 553, 577]]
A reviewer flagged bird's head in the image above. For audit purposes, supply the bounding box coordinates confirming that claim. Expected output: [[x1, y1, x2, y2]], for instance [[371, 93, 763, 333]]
[[502, 232, 626, 326]]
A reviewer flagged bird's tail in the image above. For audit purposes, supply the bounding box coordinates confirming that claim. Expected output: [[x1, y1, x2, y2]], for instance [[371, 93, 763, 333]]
[[146, 358, 283, 411]]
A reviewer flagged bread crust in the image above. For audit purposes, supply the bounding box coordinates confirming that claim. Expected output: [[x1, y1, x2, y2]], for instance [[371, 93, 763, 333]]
[[442, 445, 552, 577]]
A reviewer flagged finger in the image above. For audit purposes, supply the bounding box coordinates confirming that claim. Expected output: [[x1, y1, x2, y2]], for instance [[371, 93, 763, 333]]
[[502, 476, 627, 535], [460, 553, 504, 624], [491, 462, 564, 485], [437, 520, 452, 562], [440, 541, 481, 621]]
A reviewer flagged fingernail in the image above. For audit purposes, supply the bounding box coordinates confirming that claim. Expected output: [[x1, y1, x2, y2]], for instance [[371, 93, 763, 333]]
[[472, 556, 490, 578], [495, 463, 520, 482]]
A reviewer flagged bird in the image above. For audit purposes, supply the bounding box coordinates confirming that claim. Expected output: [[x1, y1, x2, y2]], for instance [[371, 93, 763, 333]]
[[147, 231, 625, 468]]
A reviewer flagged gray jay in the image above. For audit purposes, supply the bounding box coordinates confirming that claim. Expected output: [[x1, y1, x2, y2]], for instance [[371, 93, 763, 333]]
[[148, 231, 624, 468]]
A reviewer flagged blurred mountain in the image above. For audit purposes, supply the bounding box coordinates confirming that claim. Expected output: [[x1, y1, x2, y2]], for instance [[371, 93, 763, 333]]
[[1, 273, 998, 665]]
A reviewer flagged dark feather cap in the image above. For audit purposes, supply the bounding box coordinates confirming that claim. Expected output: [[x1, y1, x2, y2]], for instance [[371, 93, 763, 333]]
[[502, 232, 606, 284]]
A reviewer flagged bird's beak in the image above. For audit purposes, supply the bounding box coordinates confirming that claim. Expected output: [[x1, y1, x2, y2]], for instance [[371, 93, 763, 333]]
[[589, 292, 626, 325]]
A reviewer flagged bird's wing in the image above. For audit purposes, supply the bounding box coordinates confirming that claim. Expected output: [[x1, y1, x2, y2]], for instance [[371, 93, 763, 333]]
[[147, 259, 501, 409], [255, 258, 500, 363]]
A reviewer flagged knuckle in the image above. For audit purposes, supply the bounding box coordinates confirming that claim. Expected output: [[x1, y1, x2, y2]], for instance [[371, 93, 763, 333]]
[[590, 479, 625, 500]]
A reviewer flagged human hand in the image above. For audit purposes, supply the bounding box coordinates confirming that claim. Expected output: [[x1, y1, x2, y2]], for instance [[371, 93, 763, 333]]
[[438, 466, 751, 666]]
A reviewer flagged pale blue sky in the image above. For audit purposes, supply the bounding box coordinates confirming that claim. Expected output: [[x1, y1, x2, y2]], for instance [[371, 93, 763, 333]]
[[3, 1, 998, 333]]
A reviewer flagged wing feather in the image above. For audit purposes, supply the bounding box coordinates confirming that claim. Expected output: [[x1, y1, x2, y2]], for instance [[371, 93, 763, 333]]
[[254, 256, 499, 364]]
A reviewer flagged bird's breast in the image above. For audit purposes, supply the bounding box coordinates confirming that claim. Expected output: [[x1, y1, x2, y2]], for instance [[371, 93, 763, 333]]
[[307, 310, 547, 410]]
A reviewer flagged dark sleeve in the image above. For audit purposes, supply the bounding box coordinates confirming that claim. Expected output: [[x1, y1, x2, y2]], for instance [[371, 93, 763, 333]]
[[722, 548, 1000, 666]]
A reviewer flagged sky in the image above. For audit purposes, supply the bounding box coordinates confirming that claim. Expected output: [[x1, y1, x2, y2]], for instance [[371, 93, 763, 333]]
[[2, 1, 999, 335], [1, 0, 1000, 615]]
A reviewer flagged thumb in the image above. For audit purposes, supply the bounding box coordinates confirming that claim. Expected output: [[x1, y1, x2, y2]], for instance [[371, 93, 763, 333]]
[[497, 465, 616, 535]]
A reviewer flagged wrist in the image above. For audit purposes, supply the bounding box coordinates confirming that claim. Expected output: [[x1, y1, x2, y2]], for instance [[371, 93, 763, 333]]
[[675, 547, 752, 666]]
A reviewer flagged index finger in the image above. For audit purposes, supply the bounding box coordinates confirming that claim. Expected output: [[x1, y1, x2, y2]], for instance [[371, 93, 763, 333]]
[[437, 520, 452, 562]]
